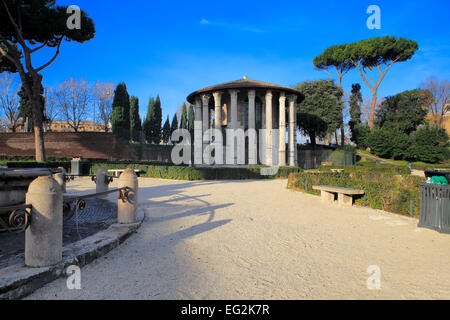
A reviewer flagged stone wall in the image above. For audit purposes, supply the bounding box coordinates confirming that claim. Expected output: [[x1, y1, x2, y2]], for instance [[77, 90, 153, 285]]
[[0, 132, 137, 159], [443, 114, 450, 138]]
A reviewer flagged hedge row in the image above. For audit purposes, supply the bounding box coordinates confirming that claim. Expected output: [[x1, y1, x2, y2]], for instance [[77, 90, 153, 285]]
[[5, 159, 304, 180], [411, 163, 450, 171], [318, 164, 411, 175], [5, 161, 74, 172], [5, 159, 181, 175], [91, 163, 303, 180], [287, 171, 425, 217]]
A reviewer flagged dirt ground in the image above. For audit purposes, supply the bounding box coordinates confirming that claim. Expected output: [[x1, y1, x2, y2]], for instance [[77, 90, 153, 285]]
[[26, 178, 450, 300]]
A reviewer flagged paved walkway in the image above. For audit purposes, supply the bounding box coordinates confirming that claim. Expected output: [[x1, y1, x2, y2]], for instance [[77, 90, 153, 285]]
[[26, 178, 450, 299]]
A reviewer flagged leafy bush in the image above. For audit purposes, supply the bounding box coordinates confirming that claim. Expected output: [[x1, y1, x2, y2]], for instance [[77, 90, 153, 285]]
[[91, 163, 304, 180], [287, 171, 425, 216], [6, 161, 72, 172], [411, 162, 450, 171], [352, 124, 371, 149], [406, 126, 449, 163], [368, 128, 411, 160], [318, 164, 410, 175]]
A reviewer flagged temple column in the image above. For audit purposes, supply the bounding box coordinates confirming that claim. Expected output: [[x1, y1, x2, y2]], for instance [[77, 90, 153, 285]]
[[229, 90, 239, 129], [194, 97, 203, 165], [288, 95, 297, 167], [265, 90, 273, 166], [212, 91, 223, 130], [195, 97, 202, 122], [212, 91, 223, 164], [229, 90, 239, 164], [248, 90, 257, 165], [278, 92, 286, 166], [201, 94, 210, 152]]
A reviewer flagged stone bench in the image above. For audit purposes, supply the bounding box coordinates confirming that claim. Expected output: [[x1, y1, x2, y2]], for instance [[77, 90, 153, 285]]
[[107, 169, 144, 177], [313, 185, 365, 207]]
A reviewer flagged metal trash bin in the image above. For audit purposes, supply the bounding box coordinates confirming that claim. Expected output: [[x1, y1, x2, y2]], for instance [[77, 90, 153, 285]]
[[70, 156, 82, 176], [424, 170, 450, 182], [419, 182, 450, 233]]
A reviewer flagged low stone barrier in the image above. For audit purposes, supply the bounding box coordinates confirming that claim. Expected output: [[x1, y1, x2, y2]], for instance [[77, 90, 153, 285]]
[[0, 168, 143, 299]]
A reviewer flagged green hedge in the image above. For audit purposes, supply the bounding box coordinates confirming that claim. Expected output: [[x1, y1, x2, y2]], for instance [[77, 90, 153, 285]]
[[6, 159, 180, 175], [6, 161, 73, 172], [287, 171, 425, 216], [91, 163, 303, 180], [318, 164, 411, 175], [5, 159, 304, 180], [411, 163, 450, 171]]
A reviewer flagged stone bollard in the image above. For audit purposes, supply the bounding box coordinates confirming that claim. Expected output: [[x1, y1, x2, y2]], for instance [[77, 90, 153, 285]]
[[53, 166, 67, 193], [118, 168, 139, 224], [25, 176, 63, 267], [96, 167, 109, 198]]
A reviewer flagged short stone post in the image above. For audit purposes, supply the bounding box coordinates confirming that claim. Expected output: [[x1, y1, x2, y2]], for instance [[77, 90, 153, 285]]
[[96, 167, 109, 197], [118, 168, 139, 224], [25, 176, 63, 267], [52, 167, 67, 193]]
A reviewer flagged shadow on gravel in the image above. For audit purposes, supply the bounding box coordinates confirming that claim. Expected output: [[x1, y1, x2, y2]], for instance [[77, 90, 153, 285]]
[[153, 219, 232, 248]]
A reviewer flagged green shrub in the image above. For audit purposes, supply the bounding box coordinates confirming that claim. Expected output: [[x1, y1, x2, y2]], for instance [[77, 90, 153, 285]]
[[6, 161, 72, 172], [368, 128, 411, 160], [318, 164, 410, 175], [353, 124, 371, 149], [91, 163, 303, 180], [287, 171, 424, 216], [406, 126, 449, 163], [411, 162, 450, 171]]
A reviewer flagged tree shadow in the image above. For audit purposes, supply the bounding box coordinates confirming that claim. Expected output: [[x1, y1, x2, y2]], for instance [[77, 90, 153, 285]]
[[153, 219, 232, 248]]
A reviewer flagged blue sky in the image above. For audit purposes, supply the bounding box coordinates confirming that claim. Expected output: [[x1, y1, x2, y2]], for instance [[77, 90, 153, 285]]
[[35, 0, 450, 123]]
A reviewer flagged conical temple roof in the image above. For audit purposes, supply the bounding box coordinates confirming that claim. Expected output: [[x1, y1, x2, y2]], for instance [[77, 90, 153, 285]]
[[186, 77, 303, 104]]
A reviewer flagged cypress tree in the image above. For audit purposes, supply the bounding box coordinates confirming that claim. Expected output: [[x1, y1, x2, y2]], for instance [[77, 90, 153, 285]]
[[130, 96, 142, 142], [349, 83, 363, 144], [180, 102, 188, 130], [152, 95, 162, 143], [188, 103, 195, 136], [111, 83, 131, 141], [162, 115, 171, 144], [143, 97, 155, 143], [18, 79, 45, 132], [170, 113, 178, 143]]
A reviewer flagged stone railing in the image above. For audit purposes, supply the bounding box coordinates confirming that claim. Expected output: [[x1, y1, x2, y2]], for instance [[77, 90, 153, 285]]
[[0, 168, 139, 268]]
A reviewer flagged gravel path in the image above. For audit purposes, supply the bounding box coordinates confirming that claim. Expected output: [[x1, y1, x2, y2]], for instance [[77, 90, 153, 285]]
[[26, 178, 450, 299]]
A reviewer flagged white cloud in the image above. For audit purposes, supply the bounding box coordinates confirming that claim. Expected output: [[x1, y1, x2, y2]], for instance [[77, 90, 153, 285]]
[[199, 18, 263, 33]]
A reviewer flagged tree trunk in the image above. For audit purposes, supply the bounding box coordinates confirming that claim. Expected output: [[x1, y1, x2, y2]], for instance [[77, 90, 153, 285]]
[[340, 124, 345, 146], [369, 91, 378, 131], [31, 76, 46, 162], [310, 132, 316, 147]]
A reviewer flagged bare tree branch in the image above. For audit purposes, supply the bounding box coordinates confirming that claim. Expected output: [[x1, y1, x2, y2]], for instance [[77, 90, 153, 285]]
[[35, 36, 64, 72], [55, 78, 92, 132], [0, 73, 21, 132], [30, 41, 49, 54]]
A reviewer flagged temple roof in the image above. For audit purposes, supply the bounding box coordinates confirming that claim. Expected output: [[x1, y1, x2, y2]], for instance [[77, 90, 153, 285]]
[[186, 77, 303, 104]]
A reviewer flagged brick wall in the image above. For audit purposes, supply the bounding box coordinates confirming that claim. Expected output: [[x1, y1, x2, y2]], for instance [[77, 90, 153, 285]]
[[0, 132, 137, 159]]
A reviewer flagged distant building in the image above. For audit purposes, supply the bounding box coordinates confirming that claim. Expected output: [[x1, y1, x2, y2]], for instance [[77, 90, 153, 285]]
[[0, 119, 111, 133], [46, 120, 111, 132], [443, 103, 450, 137], [186, 77, 304, 166]]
